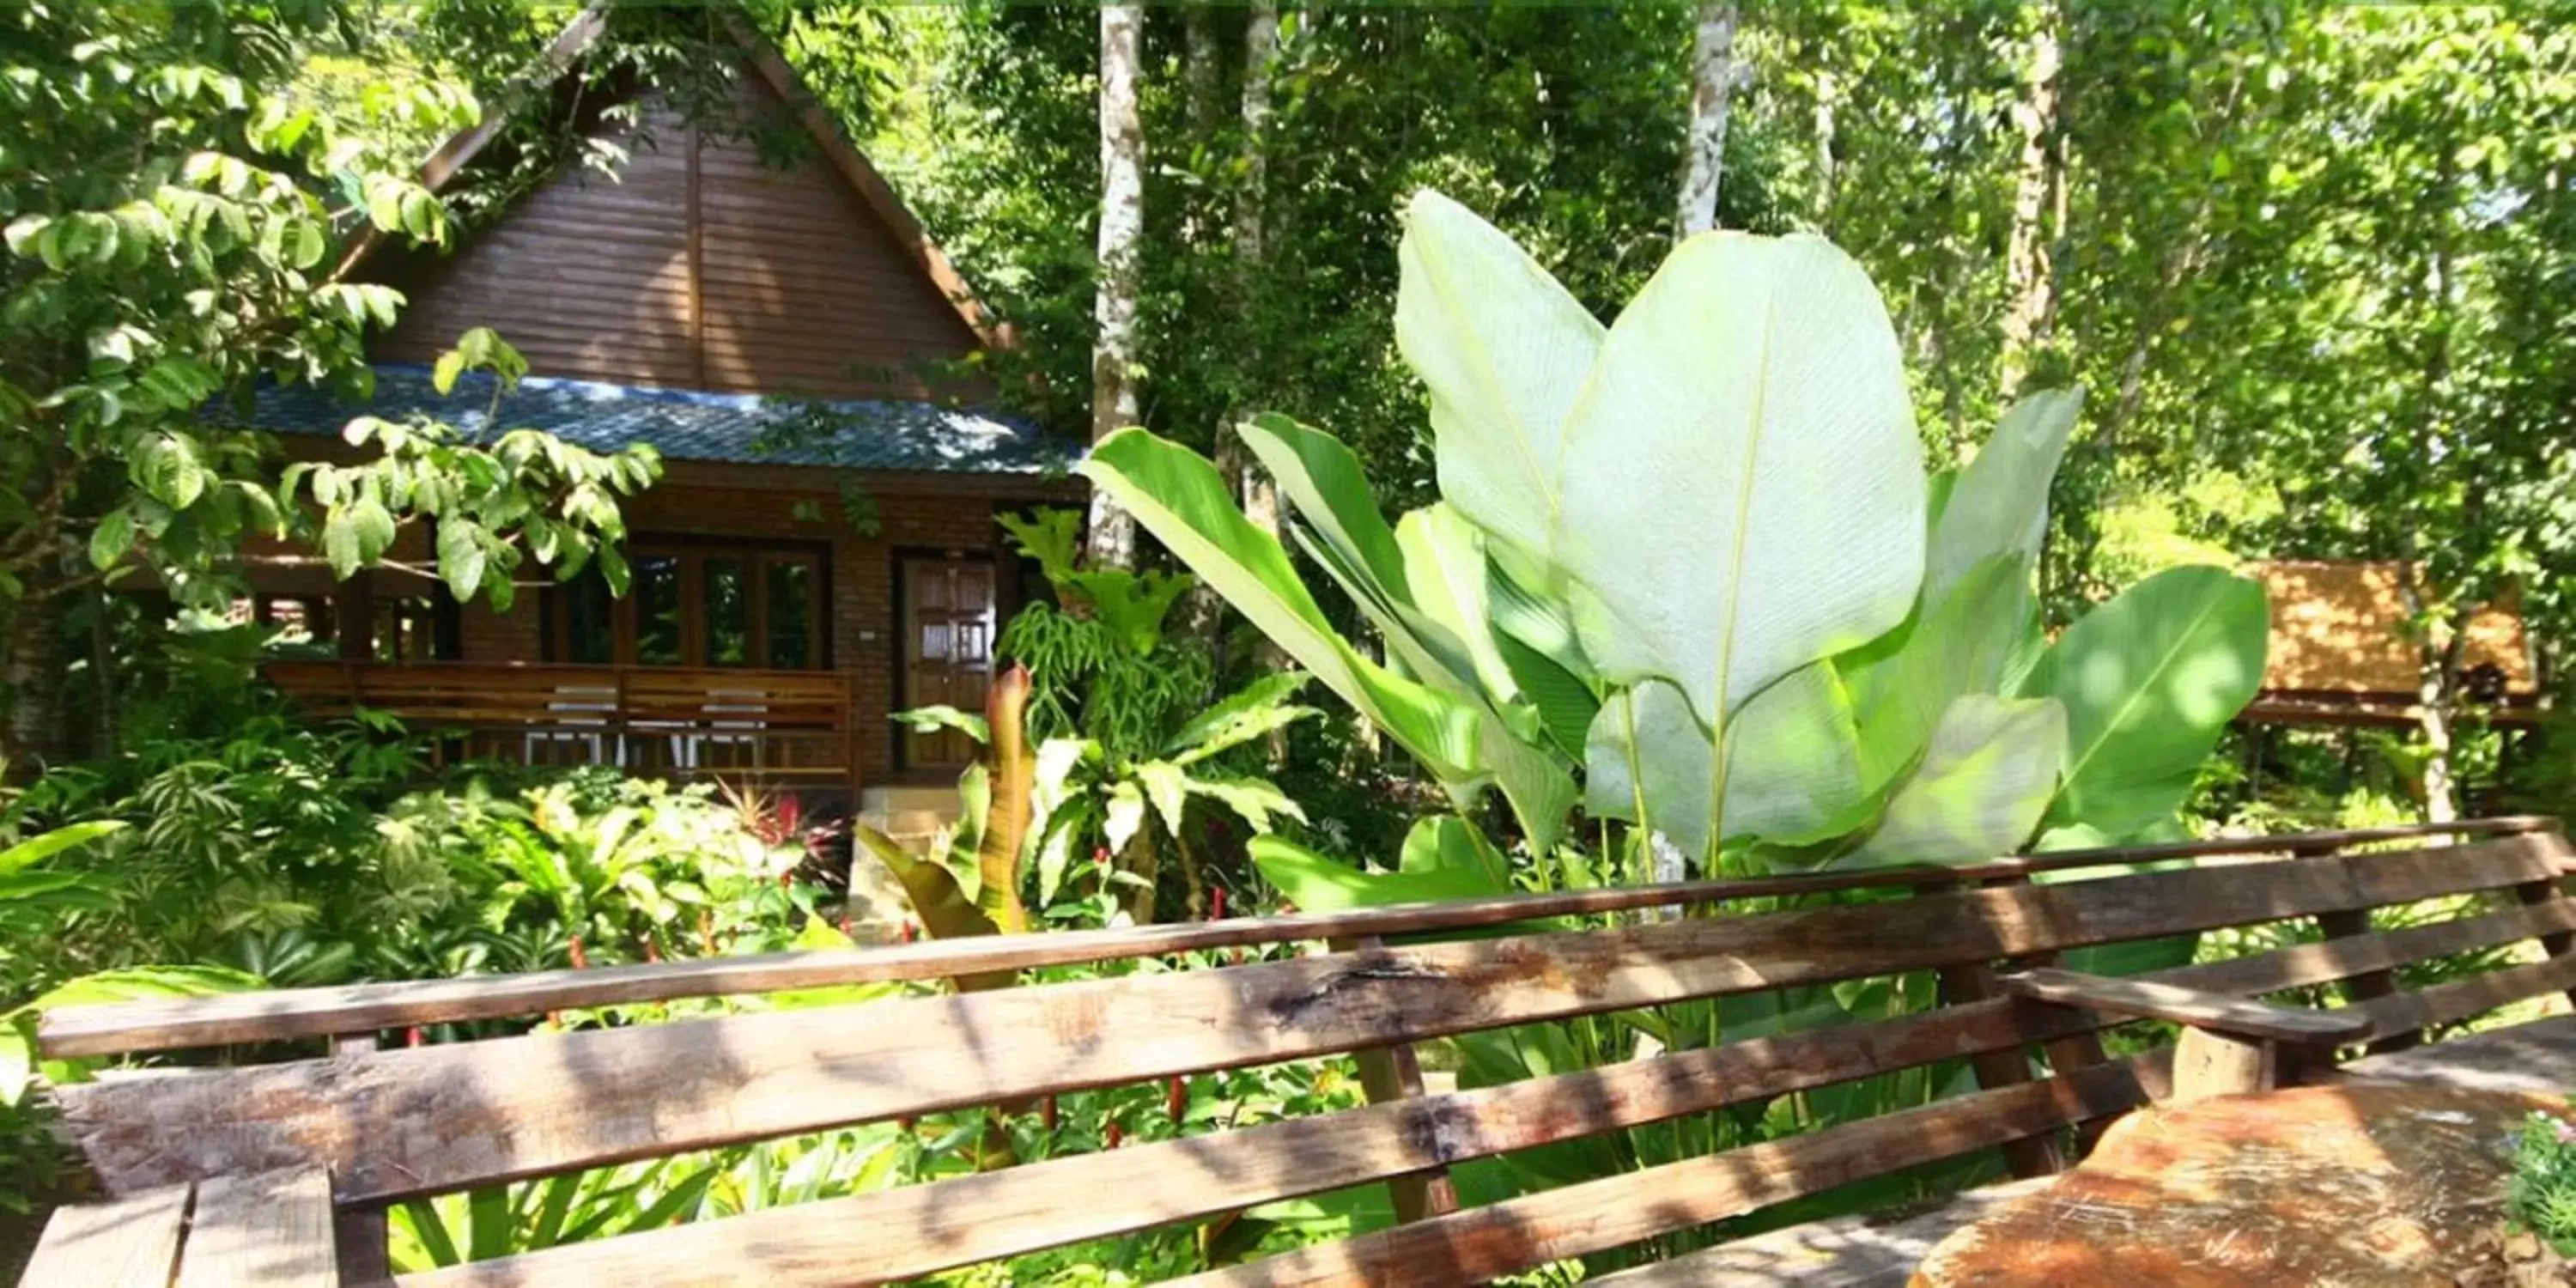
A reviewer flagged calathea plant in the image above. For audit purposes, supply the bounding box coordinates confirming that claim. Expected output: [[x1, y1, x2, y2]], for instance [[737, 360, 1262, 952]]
[[1080, 190, 2270, 902]]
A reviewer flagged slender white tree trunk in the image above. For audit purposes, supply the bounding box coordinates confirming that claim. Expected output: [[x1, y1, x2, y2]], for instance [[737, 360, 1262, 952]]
[[1999, 4, 2063, 393], [1812, 69, 1838, 230], [1675, 3, 1741, 240], [1087, 3, 1146, 569]]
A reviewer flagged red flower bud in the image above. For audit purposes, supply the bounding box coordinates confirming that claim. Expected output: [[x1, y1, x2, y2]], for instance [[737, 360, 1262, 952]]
[[1210, 888, 1227, 920], [405, 1025, 423, 1048], [1105, 1119, 1123, 1150], [1042, 1095, 1060, 1134], [568, 935, 588, 969], [1166, 1076, 1187, 1121]]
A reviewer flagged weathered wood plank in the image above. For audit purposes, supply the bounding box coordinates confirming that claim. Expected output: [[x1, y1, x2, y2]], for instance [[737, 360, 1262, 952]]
[[173, 1169, 336, 1288], [1164, 1060, 2154, 1288], [391, 899, 2533, 1288], [392, 988, 2140, 1288], [1935, 957, 2062, 1178], [2351, 948, 2576, 1043], [58, 839, 2552, 1203], [17, 1183, 191, 1288], [2336, 1013, 2576, 1096], [45, 824, 2555, 1059], [1583, 1176, 2063, 1288], [2001, 969, 2366, 1041]]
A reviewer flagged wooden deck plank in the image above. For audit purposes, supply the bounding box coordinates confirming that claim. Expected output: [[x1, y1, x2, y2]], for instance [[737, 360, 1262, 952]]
[[1583, 1177, 2063, 1288], [58, 841, 2548, 1203], [1162, 1060, 2155, 1288], [42, 826, 2558, 1060], [2335, 1012, 2576, 1095], [173, 1169, 336, 1288], [17, 1183, 191, 1288]]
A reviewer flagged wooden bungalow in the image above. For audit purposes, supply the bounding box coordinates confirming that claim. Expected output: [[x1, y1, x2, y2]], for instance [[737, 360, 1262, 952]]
[[239, 18, 1080, 813], [2245, 560, 2542, 726]]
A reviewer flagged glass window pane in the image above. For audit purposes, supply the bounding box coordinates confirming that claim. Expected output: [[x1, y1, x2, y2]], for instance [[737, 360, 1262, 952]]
[[634, 556, 683, 665], [562, 576, 615, 665], [766, 560, 812, 669], [706, 558, 750, 667]]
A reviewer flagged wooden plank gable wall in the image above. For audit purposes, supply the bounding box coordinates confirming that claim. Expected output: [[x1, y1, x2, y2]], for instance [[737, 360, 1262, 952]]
[[374, 70, 982, 398]]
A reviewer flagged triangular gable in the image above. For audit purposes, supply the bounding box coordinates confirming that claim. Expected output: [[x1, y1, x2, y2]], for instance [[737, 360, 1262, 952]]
[[355, 11, 1001, 399]]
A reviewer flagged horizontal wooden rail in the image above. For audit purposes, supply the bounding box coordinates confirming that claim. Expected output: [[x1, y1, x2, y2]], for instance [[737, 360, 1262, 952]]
[[262, 659, 855, 785], [387, 894, 2576, 1288], [54, 835, 2562, 1201], [39, 817, 2559, 1059]]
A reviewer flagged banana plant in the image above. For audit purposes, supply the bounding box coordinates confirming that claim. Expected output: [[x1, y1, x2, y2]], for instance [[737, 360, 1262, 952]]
[[1080, 189, 2271, 897]]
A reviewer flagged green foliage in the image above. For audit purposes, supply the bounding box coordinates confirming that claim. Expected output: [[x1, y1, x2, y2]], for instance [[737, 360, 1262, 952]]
[[2511, 1106, 2576, 1258], [1086, 191, 2273, 890]]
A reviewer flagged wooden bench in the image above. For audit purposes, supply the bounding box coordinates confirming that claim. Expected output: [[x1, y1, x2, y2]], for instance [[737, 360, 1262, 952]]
[[22, 817, 2576, 1287]]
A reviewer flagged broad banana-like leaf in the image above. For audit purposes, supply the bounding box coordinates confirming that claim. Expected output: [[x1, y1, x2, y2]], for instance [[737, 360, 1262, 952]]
[[1237, 413, 1420, 634], [1394, 189, 1605, 576], [1584, 666, 1868, 863], [2019, 564, 2269, 839], [1552, 232, 1925, 750], [1079, 428, 1485, 784], [853, 825, 1017, 992], [1230, 416, 1575, 848], [1842, 694, 2068, 867], [1250, 833, 1503, 912], [1396, 503, 1522, 710], [1472, 716, 1577, 855], [1924, 389, 2083, 603], [1841, 554, 2032, 792], [1400, 814, 1513, 886]]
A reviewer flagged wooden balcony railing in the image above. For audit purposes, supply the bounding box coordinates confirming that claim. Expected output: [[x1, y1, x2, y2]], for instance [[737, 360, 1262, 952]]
[[263, 660, 857, 789]]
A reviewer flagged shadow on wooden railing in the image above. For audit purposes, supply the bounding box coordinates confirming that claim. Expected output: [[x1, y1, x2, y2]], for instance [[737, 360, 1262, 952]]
[[39, 816, 2563, 1059], [263, 659, 856, 789]]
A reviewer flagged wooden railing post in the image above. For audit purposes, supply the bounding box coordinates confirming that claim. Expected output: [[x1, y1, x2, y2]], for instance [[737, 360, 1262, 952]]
[[1934, 874, 2066, 1178], [2306, 836, 2419, 1059], [2515, 821, 2576, 1010], [330, 1030, 394, 1286], [1329, 935, 1458, 1224]]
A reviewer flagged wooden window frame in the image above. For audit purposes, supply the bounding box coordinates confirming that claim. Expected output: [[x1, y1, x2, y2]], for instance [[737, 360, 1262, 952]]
[[545, 538, 830, 671]]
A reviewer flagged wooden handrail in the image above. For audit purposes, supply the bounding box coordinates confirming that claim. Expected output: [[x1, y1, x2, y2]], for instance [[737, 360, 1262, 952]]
[[36, 817, 2560, 1059]]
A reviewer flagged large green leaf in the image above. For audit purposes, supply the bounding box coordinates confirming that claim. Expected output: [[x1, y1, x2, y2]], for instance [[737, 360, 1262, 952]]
[[1584, 665, 1868, 863], [1395, 503, 1522, 711], [2020, 565, 2269, 838], [1250, 834, 1500, 912], [1841, 555, 2032, 792], [1079, 428, 1485, 783], [1843, 695, 2068, 867], [1552, 232, 1925, 750], [1394, 189, 1605, 576], [1924, 389, 2083, 602], [0, 820, 125, 875]]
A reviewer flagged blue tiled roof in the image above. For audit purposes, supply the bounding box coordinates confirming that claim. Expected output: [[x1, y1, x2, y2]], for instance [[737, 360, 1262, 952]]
[[248, 365, 1073, 477]]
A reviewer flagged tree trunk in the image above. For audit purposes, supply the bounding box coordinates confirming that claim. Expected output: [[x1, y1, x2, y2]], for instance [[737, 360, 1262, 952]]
[[1812, 69, 1838, 231], [2, 591, 69, 775], [1674, 3, 1742, 240], [1998, 3, 2064, 394], [1086, 3, 1147, 570]]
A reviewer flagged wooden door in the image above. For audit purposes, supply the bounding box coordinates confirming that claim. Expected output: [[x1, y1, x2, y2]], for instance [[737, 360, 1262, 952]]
[[902, 556, 996, 769]]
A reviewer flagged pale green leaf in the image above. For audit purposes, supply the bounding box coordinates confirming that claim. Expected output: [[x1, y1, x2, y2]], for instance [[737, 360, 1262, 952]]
[[1186, 775, 1305, 835], [436, 519, 486, 601], [1394, 189, 1605, 574], [1135, 760, 1190, 835], [1552, 232, 1925, 749], [1841, 554, 2032, 792], [1250, 835, 1498, 913], [1103, 780, 1146, 857], [88, 507, 133, 571], [0, 821, 125, 876], [1842, 695, 2068, 867], [1927, 390, 2083, 603], [1586, 666, 1867, 862], [2021, 565, 2269, 838]]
